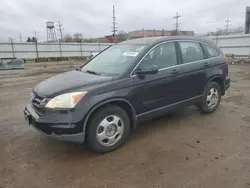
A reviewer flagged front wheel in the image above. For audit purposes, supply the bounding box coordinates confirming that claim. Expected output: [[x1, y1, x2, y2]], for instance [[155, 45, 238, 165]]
[[87, 105, 130, 153], [198, 82, 221, 114]]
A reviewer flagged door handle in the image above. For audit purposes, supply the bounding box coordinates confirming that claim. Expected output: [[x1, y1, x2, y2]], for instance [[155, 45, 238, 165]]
[[171, 69, 180, 74], [204, 62, 210, 67]]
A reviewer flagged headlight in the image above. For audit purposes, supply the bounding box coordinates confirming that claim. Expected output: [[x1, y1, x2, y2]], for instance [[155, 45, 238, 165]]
[[45, 91, 87, 109]]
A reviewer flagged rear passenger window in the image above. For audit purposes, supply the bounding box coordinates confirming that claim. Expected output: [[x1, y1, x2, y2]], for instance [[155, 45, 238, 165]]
[[179, 42, 204, 64], [202, 44, 220, 58]]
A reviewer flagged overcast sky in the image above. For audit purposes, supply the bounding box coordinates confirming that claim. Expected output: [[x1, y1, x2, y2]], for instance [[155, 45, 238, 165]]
[[0, 0, 248, 41]]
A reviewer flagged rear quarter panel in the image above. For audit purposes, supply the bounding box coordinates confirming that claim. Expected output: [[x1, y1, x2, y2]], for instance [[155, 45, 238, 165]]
[[204, 55, 227, 88]]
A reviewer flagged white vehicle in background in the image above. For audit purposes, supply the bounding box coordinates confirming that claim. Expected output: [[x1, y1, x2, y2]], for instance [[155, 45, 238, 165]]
[[90, 52, 99, 58], [0, 58, 24, 70]]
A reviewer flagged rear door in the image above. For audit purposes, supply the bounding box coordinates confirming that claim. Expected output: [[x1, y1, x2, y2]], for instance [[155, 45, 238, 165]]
[[200, 43, 226, 86], [177, 41, 206, 99]]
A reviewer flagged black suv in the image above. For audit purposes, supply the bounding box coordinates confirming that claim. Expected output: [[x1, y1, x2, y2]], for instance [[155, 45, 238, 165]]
[[24, 36, 230, 153]]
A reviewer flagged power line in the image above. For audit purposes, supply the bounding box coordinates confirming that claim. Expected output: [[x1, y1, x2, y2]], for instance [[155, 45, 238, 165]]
[[173, 12, 181, 32], [225, 17, 231, 34], [111, 5, 118, 38], [57, 21, 64, 41]]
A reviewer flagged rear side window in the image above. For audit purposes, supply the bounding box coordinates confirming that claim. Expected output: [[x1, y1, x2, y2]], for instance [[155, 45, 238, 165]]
[[179, 42, 204, 64], [202, 44, 220, 58]]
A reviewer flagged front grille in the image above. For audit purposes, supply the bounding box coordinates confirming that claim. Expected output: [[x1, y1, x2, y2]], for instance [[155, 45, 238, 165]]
[[33, 96, 43, 108], [31, 93, 45, 115]]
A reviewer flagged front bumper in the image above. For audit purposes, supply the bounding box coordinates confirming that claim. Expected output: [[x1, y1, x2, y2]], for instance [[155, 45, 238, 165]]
[[24, 104, 85, 144]]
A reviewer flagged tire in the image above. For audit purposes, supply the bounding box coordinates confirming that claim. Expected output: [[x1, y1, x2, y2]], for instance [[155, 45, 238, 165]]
[[87, 105, 130, 153], [198, 82, 221, 114]]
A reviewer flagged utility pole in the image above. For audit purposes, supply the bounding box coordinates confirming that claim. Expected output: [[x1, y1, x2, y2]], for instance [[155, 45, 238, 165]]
[[33, 30, 39, 58], [34, 30, 38, 41], [57, 21, 64, 41], [111, 5, 118, 40], [173, 12, 181, 33], [19, 32, 22, 42], [225, 17, 231, 34]]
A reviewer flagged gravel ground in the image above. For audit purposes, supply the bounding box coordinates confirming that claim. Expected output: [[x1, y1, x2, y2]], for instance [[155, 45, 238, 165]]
[[0, 62, 250, 188]]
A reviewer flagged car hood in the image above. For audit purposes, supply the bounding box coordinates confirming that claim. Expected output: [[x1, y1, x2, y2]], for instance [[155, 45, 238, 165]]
[[34, 70, 112, 98]]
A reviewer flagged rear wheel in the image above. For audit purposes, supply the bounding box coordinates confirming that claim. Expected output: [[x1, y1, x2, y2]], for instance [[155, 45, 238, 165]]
[[198, 82, 221, 114], [87, 105, 130, 153]]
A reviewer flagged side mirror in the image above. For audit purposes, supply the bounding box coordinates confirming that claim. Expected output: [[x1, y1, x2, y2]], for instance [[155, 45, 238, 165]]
[[135, 64, 159, 77]]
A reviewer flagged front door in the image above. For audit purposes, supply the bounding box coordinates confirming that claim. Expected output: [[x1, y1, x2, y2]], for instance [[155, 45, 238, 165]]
[[130, 42, 184, 116]]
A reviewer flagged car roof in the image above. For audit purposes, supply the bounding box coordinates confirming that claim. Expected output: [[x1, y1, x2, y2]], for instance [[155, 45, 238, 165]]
[[121, 36, 167, 44], [121, 36, 217, 47]]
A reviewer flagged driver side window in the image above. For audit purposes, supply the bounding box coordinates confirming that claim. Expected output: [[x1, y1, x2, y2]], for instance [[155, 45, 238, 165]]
[[139, 42, 177, 70]]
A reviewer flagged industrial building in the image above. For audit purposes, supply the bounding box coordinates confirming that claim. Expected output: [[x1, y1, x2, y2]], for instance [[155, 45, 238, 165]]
[[128, 29, 194, 39]]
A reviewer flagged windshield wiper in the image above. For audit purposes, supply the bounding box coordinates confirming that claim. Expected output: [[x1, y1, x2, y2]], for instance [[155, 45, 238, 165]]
[[85, 70, 101, 76]]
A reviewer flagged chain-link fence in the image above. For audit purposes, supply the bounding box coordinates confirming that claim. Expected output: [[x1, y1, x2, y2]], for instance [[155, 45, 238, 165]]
[[210, 34, 250, 58], [0, 42, 112, 59]]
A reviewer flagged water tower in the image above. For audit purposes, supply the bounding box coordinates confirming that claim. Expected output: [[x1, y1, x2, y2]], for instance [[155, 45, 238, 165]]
[[46, 21, 57, 42]]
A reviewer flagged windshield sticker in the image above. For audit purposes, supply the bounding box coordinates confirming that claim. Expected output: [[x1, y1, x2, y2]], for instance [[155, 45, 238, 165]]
[[123, 52, 139, 57]]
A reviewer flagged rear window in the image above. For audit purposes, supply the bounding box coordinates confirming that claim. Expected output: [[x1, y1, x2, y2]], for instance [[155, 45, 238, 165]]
[[179, 42, 204, 64], [202, 44, 220, 58]]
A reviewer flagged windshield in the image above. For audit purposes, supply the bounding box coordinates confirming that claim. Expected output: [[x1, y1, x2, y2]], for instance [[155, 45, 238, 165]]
[[81, 43, 147, 76]]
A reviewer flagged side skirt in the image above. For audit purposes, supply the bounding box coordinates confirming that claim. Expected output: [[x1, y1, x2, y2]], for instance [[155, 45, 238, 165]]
[[136, 95, 203, 122]]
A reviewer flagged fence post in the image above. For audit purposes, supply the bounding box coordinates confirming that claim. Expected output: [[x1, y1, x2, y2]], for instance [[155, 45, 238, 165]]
[[215, 29, 219, 45], [35, 41, 39, 59], [10, 38, 15, 58], [59, 42, 62, 57], [98, 42, 101, 52], [80, 42, 83, 56]]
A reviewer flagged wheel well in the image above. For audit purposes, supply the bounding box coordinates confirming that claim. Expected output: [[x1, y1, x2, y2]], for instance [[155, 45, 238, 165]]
[[210, 77, 225, 95], [110, 101, 136, 128], [84, 100, 137, 136]]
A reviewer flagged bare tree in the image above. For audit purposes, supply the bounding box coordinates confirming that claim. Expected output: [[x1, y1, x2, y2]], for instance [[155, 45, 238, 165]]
[[26, 37, 32, 42], [205, 26, 244, 36], [31, 37, 37, 43], [63, 34, 73, 42], [230, 26, 244, 34], [115, 31, 128, 42], [73, 33, 83, 43]]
